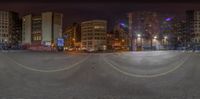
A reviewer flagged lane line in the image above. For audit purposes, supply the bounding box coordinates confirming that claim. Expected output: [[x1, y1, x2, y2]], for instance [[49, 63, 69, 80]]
[[1, 53, 90, 73], [102, 53, 191, 78]]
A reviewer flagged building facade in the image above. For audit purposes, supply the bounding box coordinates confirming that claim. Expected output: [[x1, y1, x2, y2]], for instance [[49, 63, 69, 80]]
[[186, 10, 200, 49], [0, 10, 21, 48], [107, 22, 129, 51], [81, 20, 107, 51], [22, 12, 63, 50], [159, 15, 175, 49], [113, 21, 129, 50], [128, 11, 160, 51], [63, 23, 81, 49], [171, 18, 188, 49]]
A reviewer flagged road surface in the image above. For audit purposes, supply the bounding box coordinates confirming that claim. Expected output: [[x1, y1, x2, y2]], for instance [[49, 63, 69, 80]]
[[0, 51, 200, 99]]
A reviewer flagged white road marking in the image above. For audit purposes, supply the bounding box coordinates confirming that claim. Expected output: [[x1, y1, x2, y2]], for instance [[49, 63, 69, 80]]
[[111, 52, 184, 63], [1, 53, 90, 73], [102, 53, 191, 78]]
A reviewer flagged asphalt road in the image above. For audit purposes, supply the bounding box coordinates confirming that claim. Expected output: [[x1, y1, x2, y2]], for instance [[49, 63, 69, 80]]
[[0, 51, 200, 99]]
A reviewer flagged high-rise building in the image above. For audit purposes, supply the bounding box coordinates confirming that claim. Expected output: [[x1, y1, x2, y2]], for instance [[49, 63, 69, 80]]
[[106, 31, 115, 50], [63, 23, 81, 49], [159, 14, 189, 49], [128, 11, 160, 51], [22, 12, 63, 50], [178, 20, 188, 47], [170, 18, 188, 48], [81, 20, 107, 51], [160, 15, 175, 49], [106, 21, 129, 50], [22, 15, 32, 45], [0, 10, 21, 48], [113, 21, 129, 49], [186, 10, 200, 47], [31, 16, 42, 45]]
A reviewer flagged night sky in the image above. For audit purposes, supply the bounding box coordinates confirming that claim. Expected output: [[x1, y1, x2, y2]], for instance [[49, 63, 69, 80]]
[[1, 2, 200, 30]]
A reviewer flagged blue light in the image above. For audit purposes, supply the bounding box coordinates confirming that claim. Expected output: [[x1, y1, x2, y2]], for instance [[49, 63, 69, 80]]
[[120, 23, 126, 27], [165, 18, 172, 21], [57, 38, 64, 47]]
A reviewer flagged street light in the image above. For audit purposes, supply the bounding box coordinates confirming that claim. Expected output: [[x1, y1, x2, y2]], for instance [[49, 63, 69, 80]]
[[154, 36, 157, 39], [136, 34, 142, 51], [164, 36, 168, 50], [151, 35, 158, 50], [121, 39, 125, 50], [137, 34, 141, 38], [164, 36, 168, 39]]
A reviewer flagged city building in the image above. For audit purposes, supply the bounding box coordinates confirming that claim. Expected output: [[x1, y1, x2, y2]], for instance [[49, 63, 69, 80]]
[[106, 31, 115, 50], [178, 20, 188, 47], [107, 21, 129, 51], [22, 12, 63, 50], [159, 15, 175, 49], [63, 23, 81, 50], [81, 20, 107, 51], [128, 11, 161, 51], [113, 21, 129, 50], [171, 18, 188, 49], [159, 14, 189, 50], [0, 10, 21, 48], [186, 10, 200, 49]]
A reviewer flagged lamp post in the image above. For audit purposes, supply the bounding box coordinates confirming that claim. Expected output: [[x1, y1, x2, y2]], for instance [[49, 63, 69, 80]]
[[152, 35, 157, 50], [136, 34, 142, 51], [164, 36, 168, 50], [122, 39, 125, 50]]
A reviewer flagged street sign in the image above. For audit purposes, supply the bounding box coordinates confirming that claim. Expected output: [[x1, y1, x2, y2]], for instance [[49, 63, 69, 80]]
[[57, 38, 64, 47]]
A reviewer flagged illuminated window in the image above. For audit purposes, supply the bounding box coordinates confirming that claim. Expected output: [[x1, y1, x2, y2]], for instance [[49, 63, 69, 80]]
[[94, 26, 104, 29]]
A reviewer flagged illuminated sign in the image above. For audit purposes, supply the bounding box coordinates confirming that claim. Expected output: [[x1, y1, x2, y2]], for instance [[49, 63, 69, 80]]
[[57, 38, 64, 47]]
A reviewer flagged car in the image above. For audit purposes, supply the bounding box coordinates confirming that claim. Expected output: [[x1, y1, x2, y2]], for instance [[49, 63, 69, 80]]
[[64, 47, 68, 51], [68, 48, 74, 51], [86, 48, 95, 52]]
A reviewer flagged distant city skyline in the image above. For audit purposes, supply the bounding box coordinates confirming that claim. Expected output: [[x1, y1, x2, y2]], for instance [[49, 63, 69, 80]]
[[1, 3, 200, 29]]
